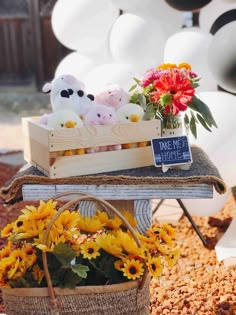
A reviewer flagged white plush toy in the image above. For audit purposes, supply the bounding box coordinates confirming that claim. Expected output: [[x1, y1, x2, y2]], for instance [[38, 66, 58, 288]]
[[84, 104, 122, 153], [47, 110, 85, 156], [116, 103, 148, 149], [116, 103, 145, 123], [42, 74, 94, 119]]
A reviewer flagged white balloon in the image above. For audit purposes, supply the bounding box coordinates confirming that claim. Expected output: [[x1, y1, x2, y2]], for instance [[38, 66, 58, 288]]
[[109, 0, 153, 12], [199, 0, 236, 32], [52, 0, 119, 53], [109, 13, 166, 72], [83, 63, 140, 94], [109, 0, 183, 37], [55, 52, 96, 81], [209, 133, 236, 187], [182, 187, 230, 217], [164, 27, 218, 91], [208, 21, 236, 94], [189, 91, 236, 154]]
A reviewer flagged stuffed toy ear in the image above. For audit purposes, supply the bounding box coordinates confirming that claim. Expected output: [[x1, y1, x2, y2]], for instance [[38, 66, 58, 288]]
[[42, 82, 52, 94]]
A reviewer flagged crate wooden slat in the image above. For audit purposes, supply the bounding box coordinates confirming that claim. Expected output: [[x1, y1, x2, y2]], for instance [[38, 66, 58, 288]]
[[22, 117, 161, 178]]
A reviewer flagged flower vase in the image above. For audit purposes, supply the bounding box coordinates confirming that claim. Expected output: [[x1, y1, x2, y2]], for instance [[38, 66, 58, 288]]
[[161, 114, 184, 137], [161, 114, 191, 172]]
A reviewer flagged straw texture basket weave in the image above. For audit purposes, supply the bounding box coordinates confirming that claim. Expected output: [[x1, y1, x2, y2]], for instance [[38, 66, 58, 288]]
[[2, 192, 150, 315]]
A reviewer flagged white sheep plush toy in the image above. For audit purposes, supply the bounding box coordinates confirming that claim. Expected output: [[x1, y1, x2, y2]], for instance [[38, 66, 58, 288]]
[[42, 74, 94, 119]]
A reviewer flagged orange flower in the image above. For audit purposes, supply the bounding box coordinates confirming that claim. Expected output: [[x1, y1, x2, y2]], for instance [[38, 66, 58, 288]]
[[151, 69, 195, 115]]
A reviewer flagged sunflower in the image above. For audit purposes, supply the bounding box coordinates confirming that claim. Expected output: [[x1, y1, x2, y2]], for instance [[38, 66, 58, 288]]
[[0, 241, 13, 259], [120, 210, 137, 228], [116, 230, 145, 258], [1, 222, 15, 238], [96, 234, 123, 257], [19, 200, 57, 221], [77, 216, 104, 233], [147, 256, 163, 277], [161, 223, 176, 239], [54, 210, 80, 233], [114, 259, 125, 271], [122, 258, 144, 280], [95, 211, 122, 230], [165, 248, 180, 267], [15, 219, 46, 240], [80, 241, 100, 260], [32, 265, 44, 284]]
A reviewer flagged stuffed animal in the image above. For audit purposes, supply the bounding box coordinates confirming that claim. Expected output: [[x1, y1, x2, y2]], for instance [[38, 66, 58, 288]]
[[116, 103, 149, 149], [84, 104, 122, 153], [47, 110, 85, 156], [42, 74, 94, 119], [95, 84, 130, 111]]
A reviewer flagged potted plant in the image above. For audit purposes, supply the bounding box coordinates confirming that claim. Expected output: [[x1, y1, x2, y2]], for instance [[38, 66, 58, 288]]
[[129, 62, 217, 138], [0, 193, 180, 315]]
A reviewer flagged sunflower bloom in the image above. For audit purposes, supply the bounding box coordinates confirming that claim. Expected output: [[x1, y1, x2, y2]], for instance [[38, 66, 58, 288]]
[[120, 210, 137, 228], [1, 222, 15, 238], [116, 230, 145, 258], [147, 256, 163, 277], [80, 241, 100, 260], [161, 223, 176, 239], [77, 216, 104, 233], [122, 258, 144, 280], [165, 248, 180, 267], [96, 234, 123, 257], [19, 200, 57, 221], [114, 259, 125, 271], [95, 211, 122, 230], [32, 265, 45, 284]]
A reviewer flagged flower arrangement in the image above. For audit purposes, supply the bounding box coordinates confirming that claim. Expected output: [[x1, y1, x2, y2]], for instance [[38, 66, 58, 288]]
[[129, 62, 217, 138], [0, 200, 180, 289]]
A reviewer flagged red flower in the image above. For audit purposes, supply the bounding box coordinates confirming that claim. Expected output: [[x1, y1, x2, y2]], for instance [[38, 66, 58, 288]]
[[151, 69, 195, 115]]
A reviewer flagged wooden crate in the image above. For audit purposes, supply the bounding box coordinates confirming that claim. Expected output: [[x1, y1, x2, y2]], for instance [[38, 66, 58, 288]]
[[22, 117, 161, 178]]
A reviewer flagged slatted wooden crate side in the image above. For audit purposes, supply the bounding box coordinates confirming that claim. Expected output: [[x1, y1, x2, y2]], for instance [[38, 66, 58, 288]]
[[50, 146, 154, 178], [48, 119, 161, 152], [22, 117, 51, 174]]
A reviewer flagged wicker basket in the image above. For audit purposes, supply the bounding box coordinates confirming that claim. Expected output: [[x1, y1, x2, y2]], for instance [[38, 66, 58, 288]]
[[2, 192, 150, 315]]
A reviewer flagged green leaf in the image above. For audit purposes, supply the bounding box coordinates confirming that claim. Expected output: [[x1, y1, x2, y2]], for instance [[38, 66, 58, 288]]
[[71, 264, 89, 279], [188, 96, 218, 128], [184, 113, 190, 132], [128, 84, 137, 92], [53, 243, 76, 266], [133, 77, 140, 84], [196, 113, 212, 132], [138, 94, 147, 108], [190, 115, 197, 138]]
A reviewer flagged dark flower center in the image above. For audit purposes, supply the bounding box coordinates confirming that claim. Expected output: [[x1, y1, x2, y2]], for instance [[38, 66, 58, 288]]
[[17, 221, 23, 227], [129, 266, 137, 275], [170, 90, 177, 95], [88, 248, 94, 254], [151, 263, 156, 271]]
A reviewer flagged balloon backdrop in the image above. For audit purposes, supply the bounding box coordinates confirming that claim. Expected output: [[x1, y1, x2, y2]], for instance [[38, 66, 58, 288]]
[[164, 27, 217, 91], [199, 0, 236, 32], [109, 13, 166, 72], [182, 187, 230, 217], [83, 63, 140, 94], [51, 0, 118, 53], [55, 52, 97, 80], [164, 0, 212, 11], [208, 21, 236, 94]]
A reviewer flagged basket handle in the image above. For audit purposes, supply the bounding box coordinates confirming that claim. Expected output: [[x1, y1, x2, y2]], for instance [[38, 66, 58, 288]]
[[42, 191, 149, 312]]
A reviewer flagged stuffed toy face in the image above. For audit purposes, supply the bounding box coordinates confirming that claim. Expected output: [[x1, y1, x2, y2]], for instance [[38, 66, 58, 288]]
[[95, 84, 130, 110], [47, 110, 84, 129], [117, 103, 145, 123], [84, 104, 119, 126]]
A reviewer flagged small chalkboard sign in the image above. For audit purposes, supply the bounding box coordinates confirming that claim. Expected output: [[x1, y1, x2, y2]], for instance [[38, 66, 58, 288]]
[[151, 136, 192, 167]]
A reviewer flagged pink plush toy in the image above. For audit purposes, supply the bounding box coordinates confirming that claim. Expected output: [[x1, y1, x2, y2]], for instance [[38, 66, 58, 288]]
[[84, 104, 122, 153], [95, 84, 130, 111]]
